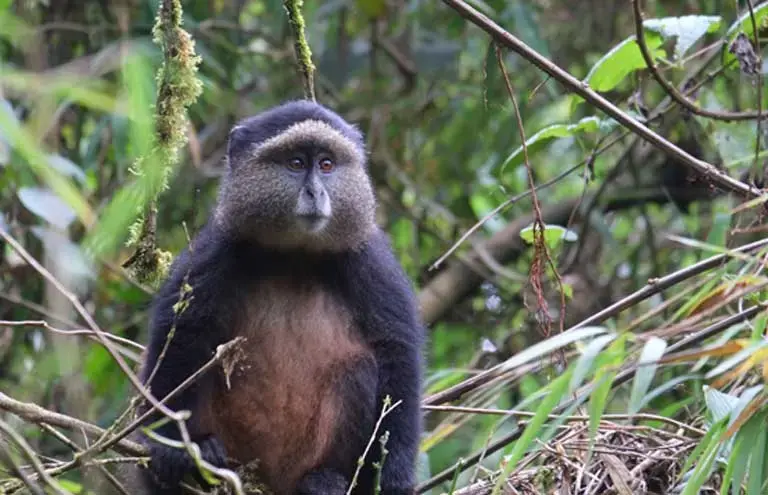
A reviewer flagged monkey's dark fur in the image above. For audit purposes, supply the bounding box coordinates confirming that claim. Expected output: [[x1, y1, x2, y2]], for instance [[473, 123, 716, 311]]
[[135, 101, 424, 495]]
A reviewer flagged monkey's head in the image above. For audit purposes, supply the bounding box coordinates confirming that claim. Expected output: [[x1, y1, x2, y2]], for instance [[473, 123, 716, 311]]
[[214, 100, 376, 252]]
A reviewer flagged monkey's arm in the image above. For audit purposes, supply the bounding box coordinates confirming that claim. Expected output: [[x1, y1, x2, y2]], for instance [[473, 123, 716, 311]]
[[350, 232, 424, 495], [139, 227, 236, 490]]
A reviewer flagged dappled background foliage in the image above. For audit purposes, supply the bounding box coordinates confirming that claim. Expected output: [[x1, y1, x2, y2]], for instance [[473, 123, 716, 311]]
[[2, 0, 768, 493]]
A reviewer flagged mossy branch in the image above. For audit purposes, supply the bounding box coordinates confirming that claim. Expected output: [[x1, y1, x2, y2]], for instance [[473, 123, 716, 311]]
[[123, 0, 202, 287], [283, 0, 316, 101]]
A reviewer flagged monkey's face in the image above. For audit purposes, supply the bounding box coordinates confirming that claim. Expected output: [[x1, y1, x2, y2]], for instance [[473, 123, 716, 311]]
[[215, 118, 377, 252]]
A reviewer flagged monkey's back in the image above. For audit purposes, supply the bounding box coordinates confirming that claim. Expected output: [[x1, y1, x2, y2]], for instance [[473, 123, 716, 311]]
[[201, 274, 377, 494]]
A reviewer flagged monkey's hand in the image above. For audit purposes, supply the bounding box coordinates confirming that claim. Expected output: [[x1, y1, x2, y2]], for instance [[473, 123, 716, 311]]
[[295, 469, 348, 494], [146, 434, 228, 490], [378, 489, 416, 495]]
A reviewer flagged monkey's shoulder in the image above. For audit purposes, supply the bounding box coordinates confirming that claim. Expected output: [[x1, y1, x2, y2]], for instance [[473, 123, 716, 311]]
[[150, 225, 423, 343]]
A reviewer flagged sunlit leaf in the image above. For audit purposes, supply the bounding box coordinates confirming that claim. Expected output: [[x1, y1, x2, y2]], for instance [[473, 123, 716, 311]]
[[704, 386, 740, 423], [47, 154, 87, 184], [520, 223, 578, 249], [643, 16, 721, 60], [628, 337, 667, 415], [500, 116, 602, 172], [17, 187, 77, 230], [499, 326, 611, 372], [584, 33, 665, 92], [469, 194, 506, 233], [30, 226, 95, 287]]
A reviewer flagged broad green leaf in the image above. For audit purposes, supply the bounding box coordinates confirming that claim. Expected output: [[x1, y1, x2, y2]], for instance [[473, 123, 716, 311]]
[[47, 154, 87, 184], [704, 385, 740, 423], [628, 337, 667, 414], [584, 33, 665, 92], [17, 187, 77, 230], [723, 3, 768, 68], [499, 326, 611, 372], [500, 116, 602, 172], [643, 16, 721, 60]]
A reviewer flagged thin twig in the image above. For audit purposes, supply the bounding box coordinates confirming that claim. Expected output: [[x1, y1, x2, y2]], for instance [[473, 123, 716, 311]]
[[0, 319, 144, 354], [346, 397, 402, 495], [422, 405, 706, 436], [0, 392, 144, 456]]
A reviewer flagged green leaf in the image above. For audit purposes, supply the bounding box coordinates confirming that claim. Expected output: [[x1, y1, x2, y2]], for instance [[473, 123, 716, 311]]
[[0, 98, 15, 166], [585, 337, 625, 464], [121, 51, 156, 163], [491, 367, 574, 495], [746, 424, 767, 495], [569, 334, 616, 393], [723, 3, 768, 68], [519, 223, 578, 249], [469, 194, 506, 233], [723, 409, 768, 495], [499, 326, 611, 372], [643, 15, 721, 60], [680, 418, 728, 495], [30, 226, 95, 286], [628, 336, 667, 415], [500, 116, 602, 172], [584, 33, 665, 92]]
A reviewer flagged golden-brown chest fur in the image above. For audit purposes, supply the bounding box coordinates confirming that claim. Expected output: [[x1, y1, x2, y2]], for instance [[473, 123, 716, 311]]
[[205, 277, 371, 494]]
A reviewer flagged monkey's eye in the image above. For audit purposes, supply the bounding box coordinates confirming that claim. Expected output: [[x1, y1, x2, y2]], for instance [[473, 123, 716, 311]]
[[318, 158, 334, 173], [287, 157, 305, 171]]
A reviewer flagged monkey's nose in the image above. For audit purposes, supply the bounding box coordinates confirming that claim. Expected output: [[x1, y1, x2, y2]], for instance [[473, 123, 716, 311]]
[[303, 186, 326, 200]]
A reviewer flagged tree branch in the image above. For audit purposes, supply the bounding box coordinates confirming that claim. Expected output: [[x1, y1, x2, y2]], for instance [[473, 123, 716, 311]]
[[440, 0, 761, 198]]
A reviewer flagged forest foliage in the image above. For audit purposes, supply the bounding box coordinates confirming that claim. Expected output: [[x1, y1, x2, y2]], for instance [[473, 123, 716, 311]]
[[2, 0, 768, 494]]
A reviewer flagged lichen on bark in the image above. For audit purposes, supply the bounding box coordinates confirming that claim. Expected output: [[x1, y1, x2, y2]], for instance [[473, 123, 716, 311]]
[[123, 0, 202, 287]]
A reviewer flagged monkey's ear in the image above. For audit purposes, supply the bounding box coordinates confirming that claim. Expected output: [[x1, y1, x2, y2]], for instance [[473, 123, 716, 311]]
[[226, 125, 246, 169]]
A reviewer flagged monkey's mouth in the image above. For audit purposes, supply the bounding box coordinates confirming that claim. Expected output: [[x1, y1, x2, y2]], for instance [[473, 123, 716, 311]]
[[296, 213, 330, 233]]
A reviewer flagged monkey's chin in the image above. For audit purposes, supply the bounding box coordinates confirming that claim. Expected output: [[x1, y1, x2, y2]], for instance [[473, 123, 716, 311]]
[[296, 214, 330, 234]]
